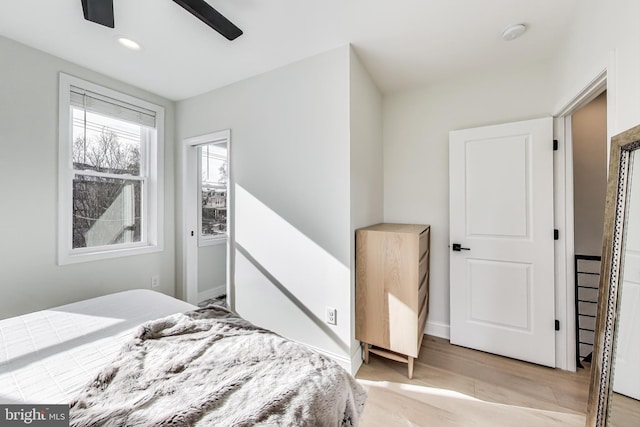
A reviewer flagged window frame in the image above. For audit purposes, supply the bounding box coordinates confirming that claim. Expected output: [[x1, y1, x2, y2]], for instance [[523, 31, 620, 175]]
[[198, 142, 229, 247], [58, 73, 164, 265]]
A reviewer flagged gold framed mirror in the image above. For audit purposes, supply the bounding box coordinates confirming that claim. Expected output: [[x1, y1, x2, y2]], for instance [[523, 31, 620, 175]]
[[586, 124, 640, 426]]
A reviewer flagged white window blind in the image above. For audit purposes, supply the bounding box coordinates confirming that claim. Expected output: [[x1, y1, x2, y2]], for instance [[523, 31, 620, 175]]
[[70, 86, 156, 128]]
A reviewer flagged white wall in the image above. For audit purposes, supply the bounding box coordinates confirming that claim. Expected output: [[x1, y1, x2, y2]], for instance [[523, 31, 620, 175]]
[[383, 0, 640, 351], [6, 0, 633, 369], [176, 46, 355, 368], [550, 0, 640, 382], [553, 0, 640, 135], [551, 1, 640, 369], [349, 48, 384, 367], [383, 63, 555, 338], [0, 36, 176, 319], [572, 92, 608, 256]]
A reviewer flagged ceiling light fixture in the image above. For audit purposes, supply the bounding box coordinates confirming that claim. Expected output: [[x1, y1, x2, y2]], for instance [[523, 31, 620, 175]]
[[117, 37, 142, 51], [501, 24, 527, 41]]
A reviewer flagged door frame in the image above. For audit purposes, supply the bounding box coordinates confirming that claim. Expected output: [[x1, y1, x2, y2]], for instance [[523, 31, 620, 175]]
[[181, 129, 233, 306], [553, 68, 609, 371]]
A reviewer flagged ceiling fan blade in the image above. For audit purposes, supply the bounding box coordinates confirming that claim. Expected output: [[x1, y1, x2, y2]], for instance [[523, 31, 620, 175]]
[[81, 0, 114, 28], [173, 0, 243, 40]]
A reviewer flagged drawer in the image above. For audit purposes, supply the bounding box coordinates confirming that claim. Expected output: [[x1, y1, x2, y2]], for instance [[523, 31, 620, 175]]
[[418, 251, 428, 286], [418, 272, 428, 309], [419, 227, 429, 258], [418, 299, 428, 342]]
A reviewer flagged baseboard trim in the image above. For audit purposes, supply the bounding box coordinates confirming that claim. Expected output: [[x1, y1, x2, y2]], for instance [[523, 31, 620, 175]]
[[293, 340, 353, 373], [425, 320, 450, 340], [198, 285, 226, 302], [350, 346, 363, 376]]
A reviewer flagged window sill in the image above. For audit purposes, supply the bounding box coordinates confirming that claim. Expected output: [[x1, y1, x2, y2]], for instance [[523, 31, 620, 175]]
[[58, 243, 163, 266], [198, 236, 228, 248]]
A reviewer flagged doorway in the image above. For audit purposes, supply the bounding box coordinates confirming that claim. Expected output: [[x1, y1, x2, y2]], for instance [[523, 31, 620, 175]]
[[571, 91, 608, 367], [182, 130, 232, 306], [554, 70, 608, 371]]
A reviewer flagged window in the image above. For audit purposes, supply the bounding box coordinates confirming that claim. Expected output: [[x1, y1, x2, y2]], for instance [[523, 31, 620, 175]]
[[58, 74, 164, 264], [199, 142, 228, 245]]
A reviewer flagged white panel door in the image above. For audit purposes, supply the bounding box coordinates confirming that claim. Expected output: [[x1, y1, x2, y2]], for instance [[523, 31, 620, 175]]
[[613, 160, 640, 399], [449, 117, 555, 367]]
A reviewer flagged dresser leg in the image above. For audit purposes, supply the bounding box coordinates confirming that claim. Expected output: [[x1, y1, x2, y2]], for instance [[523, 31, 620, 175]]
[[408, 356, 414, 379], [363, 343, 370, 364]]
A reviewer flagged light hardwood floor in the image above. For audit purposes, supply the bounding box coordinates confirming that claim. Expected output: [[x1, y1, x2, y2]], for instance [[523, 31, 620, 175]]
[[356, 335, 591, 427]]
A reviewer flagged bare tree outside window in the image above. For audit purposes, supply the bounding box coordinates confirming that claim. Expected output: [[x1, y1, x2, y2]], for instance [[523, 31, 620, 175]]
[[73, 128, 140, 174], [201, 143, 228, 238], [71, 109, 144, 249]]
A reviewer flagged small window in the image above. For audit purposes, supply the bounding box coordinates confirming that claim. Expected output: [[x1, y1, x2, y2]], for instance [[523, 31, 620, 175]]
[[199, 142, 228, 245], [58, 74, 164, 264]]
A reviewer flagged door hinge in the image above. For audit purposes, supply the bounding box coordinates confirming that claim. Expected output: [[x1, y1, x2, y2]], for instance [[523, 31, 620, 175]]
[[553, 139, 558, 151], [554, 229, 559, 240], [555, 320, 560, 331]]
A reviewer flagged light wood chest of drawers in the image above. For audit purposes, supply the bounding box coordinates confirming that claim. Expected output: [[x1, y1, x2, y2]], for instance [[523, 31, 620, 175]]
[[355, 223, 430, 378]]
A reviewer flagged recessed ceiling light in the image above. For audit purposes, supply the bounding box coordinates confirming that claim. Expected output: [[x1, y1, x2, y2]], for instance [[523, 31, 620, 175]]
[[117, 37, 142, 51], [502, 24, 527, 41]]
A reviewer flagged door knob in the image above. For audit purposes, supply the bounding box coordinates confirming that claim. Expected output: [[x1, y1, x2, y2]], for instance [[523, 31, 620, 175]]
[[452, 243, 470, 252]]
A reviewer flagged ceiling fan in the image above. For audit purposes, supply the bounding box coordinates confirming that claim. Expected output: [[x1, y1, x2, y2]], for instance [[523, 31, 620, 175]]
[[80, 0, 243, 40]]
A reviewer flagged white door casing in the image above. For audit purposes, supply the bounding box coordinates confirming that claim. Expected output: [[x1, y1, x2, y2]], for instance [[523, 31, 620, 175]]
[[449, 117, 556, 367], [182, 130, 231, 306], [553, 69, 608, 371]]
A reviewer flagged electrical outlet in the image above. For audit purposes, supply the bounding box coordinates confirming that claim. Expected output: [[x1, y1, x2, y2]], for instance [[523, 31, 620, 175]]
[[326, 307, 337, 325], [151, 275, 160, 288]]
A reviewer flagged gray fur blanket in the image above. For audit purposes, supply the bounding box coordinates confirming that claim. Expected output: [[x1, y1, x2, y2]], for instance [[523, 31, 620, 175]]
[[69, 305, 366, 427]]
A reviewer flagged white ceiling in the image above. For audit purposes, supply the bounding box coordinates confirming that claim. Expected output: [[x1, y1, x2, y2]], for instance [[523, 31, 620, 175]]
[[0, 0, 579, 101]]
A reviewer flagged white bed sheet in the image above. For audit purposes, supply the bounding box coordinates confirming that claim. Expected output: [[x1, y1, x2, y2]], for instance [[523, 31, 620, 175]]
[[0, 289, 197, 404]]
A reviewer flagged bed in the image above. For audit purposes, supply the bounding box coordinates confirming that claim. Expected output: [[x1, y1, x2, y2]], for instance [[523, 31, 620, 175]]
[[0, 290, 366, 426]]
